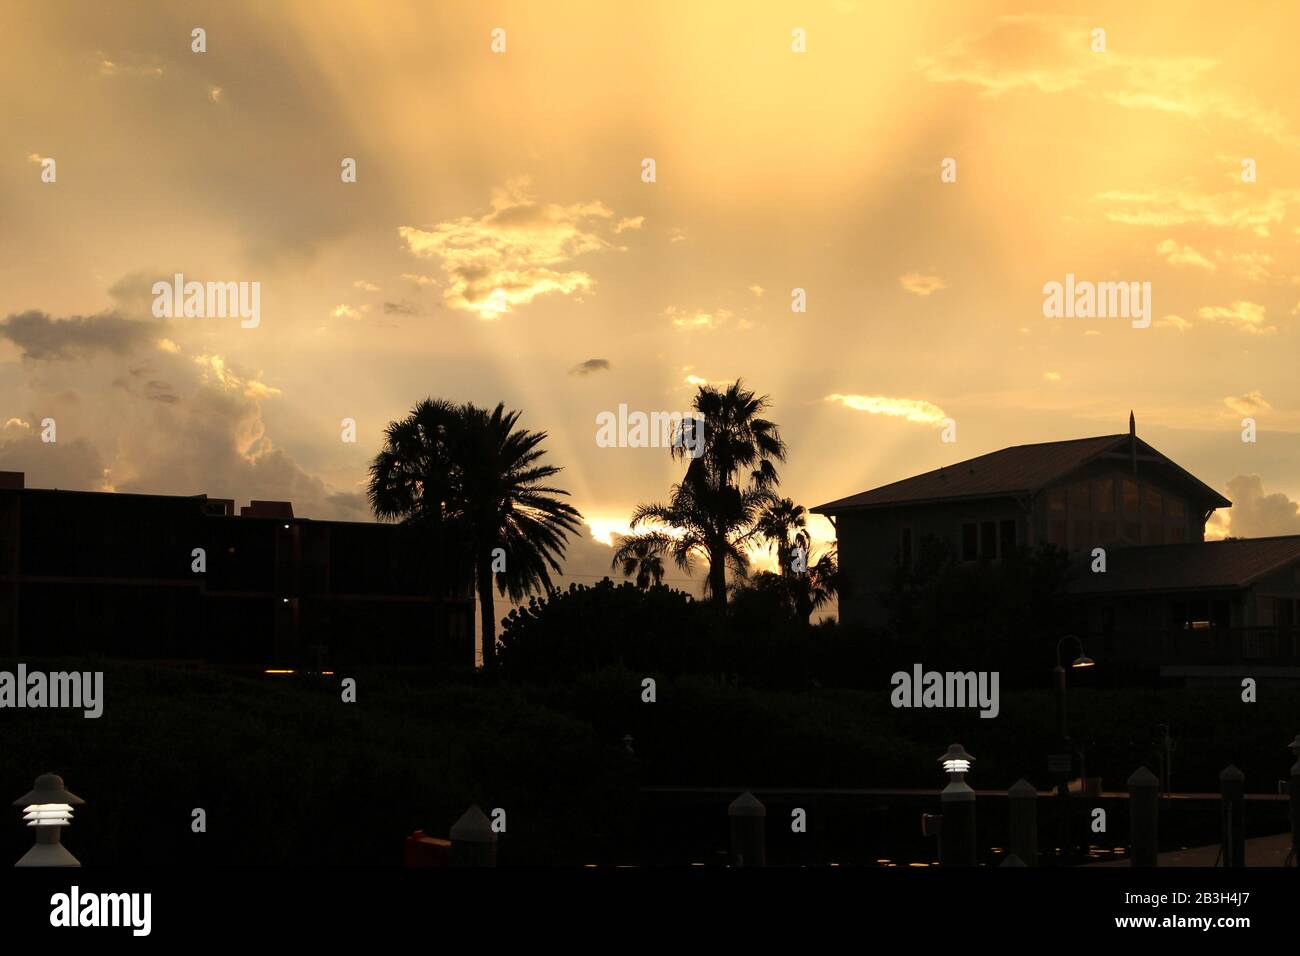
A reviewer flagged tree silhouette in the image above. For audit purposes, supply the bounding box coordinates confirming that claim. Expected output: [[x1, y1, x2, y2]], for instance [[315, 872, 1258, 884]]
[[752, 497, 842, 622], [755, 497, 809, 577], [368, 399, 582, 670], [620, 380, 786, 608], [610, 534, 665, 589]]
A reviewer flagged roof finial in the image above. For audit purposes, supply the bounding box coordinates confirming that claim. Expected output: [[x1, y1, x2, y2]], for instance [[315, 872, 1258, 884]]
[[1129, 410, 1138, 474]]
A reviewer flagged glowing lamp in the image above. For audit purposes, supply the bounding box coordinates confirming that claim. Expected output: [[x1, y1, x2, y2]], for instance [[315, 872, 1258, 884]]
[[14, 773, 84, 867], [940, 743, 974, 777]]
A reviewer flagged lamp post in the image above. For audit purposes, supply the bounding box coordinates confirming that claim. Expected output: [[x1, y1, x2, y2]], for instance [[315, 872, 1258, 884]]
[[1054, 634, 1095, 743], [1053, 635, 1094, 863], [938, 743, 976, 866], [13, 773, 84, 867], [1288, 735, 1300, 867]]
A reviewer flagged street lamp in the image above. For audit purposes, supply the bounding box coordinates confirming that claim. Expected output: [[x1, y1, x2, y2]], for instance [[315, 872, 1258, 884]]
[[937, 743, 976, 866], [1053, 634, 1093, 747], [941, 742, 974, 777], [14, 772, 84, 867], [1053, 635, 1094, 864], [1288, 735, 1300, 867]]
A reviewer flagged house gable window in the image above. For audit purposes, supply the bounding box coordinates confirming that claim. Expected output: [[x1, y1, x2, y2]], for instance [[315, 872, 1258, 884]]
[[999, 519, 1016, 557], [961, 519, 1019, 561]]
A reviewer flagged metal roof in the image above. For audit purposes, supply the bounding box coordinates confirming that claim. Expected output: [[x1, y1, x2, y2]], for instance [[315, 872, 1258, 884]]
[[812, 433, 1231, 513], [1067, 535, 1300, 594]]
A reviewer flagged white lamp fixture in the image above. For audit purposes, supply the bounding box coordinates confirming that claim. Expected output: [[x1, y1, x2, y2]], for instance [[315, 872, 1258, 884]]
[[940, 743, 975, 777], [14, 772, 84, 867]]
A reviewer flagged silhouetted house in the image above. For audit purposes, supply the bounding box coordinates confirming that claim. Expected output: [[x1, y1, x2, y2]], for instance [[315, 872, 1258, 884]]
[[1069, 536, 1300, 682], [813, 417, 1300, 682], [0, 472, 473, 669]]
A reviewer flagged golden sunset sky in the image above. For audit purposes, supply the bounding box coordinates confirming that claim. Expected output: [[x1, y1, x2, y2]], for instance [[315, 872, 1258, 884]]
[[4, 1, 1300, 591]]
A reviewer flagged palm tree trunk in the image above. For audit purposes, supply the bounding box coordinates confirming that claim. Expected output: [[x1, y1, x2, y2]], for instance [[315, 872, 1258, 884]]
[[477, 551, 496, 670], [709, 542, 728, 609]]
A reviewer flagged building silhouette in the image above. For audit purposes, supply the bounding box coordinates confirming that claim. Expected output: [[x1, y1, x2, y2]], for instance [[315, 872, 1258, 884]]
[[814, 416, 1300, 683], [0, 471, 473, 669]]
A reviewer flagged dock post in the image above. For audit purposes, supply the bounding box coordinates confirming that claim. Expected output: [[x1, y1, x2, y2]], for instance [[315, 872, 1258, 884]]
[[728, 791, 766, 866], [1219, 764, 1245, 868], [1127, 766, 1159, 867], [449, 804, 497, 867], [1008, 778, 1038, 867]]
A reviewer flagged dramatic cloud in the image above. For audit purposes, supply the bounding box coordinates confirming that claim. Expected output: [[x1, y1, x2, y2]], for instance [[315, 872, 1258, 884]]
[[1223, 250, 1273, 282], [825, 394, 948, 425], [898, 272, 948, 296], [1221, 475, 1300, 537], [1223, 390, 1271, 416], [0, 310, 162, 361], [107, 351, 361, 519], [113, 366, 180, 405], [920, 13, 1294, 144], [194, 354, 282, 400], [569, 358, 610, 376], [1156, 239, 1215, 271], [1156, 314, 1192, 331], [0, 418, 109, 490], [1097, 187, 1300, 235], [399, 178, 625, 320], [664, 306, 735, 331], [97, 51, 164, 79], [1197, 301, 1274, 334]]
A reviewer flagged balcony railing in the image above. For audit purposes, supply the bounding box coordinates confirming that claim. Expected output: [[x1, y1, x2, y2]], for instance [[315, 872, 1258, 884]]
[[1092, 626, 1300, 667]]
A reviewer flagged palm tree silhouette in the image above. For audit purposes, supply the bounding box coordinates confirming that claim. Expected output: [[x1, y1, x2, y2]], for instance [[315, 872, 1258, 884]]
[[367, 397, 462, 622], [610, 535, 665, 589], [753, 497, 843, 622], [754, 497, 809, 577], [618, 380, 786, 608], [368, 399, 582, 670]]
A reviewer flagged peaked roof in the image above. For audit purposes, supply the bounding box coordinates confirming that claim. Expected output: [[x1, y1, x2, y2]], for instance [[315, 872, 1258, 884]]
[[1068, 536, 1300, 594], [812, 433, 1231, 513]]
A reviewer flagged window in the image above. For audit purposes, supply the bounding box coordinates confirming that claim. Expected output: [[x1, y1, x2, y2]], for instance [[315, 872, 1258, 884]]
[[1145, 487, 1162, 516], [1181, 597, 1229, 629], [1070, 483, 1090, 512], [1122, 479, 1140, 513], [1166, 497, 1185, 519], [962, 523, 978, 561], [1276, 598, 1295, 626], [999, 519, 1017, 558], [1074, 520, 1092, 551], [980, 521, 997, 560], [1213, 600, 1230, 628], [900, 527, 913, 567], [1188, 598, 1211, 629], [1094, 478, 1114, 514], [1047, 488, 1067, 512], [1172, 601, 1186, 627]]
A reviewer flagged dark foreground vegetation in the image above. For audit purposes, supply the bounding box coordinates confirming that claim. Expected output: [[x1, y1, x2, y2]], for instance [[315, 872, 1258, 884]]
[[4, 647, 1295, 866]]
